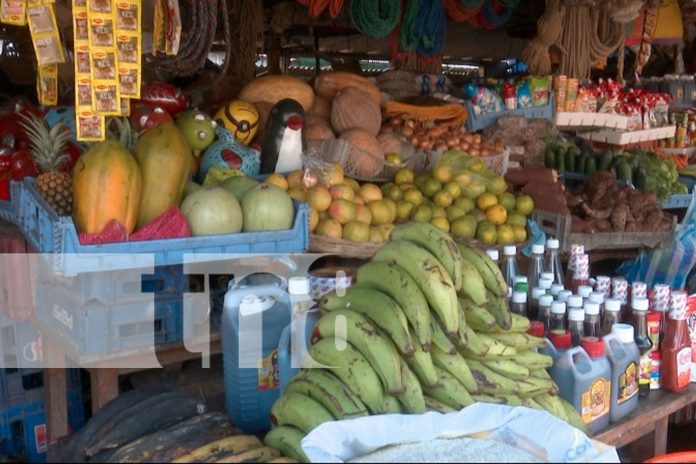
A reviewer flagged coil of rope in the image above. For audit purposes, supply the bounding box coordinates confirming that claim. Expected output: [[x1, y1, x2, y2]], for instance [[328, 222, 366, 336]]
[[412, 0, 446, 56], [350, 0, 401, 38], [444, 0, 482, 25], [478, 0, 514, 30], [297, 0, 344, 19], [521, 0, 565, 75]]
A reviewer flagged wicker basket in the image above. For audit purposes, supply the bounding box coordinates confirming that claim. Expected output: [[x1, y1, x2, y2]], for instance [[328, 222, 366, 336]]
[[308, 234, 383, 259]]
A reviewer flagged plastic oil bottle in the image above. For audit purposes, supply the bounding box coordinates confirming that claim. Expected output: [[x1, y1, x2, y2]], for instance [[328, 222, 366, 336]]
[[551, 337, 611, 434], [604, 323, 641, 423], [221, 277, 291, 433], [545, 238, 564, 286], [503, 245, 519, 301]]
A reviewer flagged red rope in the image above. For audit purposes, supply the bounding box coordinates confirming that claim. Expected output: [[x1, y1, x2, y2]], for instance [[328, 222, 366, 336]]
[[444, 0, 482, 25]]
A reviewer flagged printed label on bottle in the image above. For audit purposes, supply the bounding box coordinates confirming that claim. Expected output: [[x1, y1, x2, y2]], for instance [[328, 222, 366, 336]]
[[639, 353, 652, 387], [257, 349, 279, 391], [581, 378, 610, 424], [676, 347, 692, 389], [617, 362, 639, 405]]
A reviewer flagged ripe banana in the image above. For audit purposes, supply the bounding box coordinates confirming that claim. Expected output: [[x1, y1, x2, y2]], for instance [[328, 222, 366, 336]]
[[514, 350, 553, 370], [422, 367, 474, 410], [270, 393, 334, 434], [466, 359, 526, 396], [312, 310, 404, 395], [430, 345, 478, 394], [460, 327, 518, 358], [484, 292, 512, 330], [486, 312, 531, 334], [307, 338, 385, 414], [456, 243, 507, 298], [173, 435, 263, 463], [424, 396, 456, 413], [285, 375, 368, 420], [560, 398, 588, 433], [382, 395, 403, 414], [220, 446, 281, 463], [458, 255, 488, 306], [480, 358, 530, 380], [373, 241, 459, 336], [356, 262, 432, 350], [459, 297, 497, 333], [264, 426, 310, 464], [321, 287, 415, 356], [397, 361, 427, 414], [486, 333, 546, 351], [391, 222, 464, 291], [431, 316, 456, 355], [404, 343, 439, 387]]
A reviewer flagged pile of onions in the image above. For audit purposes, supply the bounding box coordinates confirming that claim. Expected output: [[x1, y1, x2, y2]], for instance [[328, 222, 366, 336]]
[[379, 118, 504, 157]]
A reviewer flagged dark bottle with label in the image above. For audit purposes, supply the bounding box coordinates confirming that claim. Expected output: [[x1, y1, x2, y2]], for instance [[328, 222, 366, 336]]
[[631, 297, 653, 397]]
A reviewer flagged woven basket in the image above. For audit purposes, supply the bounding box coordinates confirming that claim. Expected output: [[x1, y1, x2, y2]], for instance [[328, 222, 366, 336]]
[[308, 234, 383, 259]]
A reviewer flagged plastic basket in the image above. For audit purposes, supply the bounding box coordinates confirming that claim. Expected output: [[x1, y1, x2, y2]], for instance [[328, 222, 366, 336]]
[[465, 95, 556, 132], [0, 367, 81, 410], [0, 200, 14, 224], [15, 178, 309, 276], [644, 451, 696, 463], [0, 316, 43, 370], [303, 139, 427, 183]]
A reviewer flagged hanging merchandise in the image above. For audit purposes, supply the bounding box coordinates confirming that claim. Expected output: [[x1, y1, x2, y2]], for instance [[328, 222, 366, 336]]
[[37, 63, 57, 107], [521, 0, 564, 75], [349, 0, 400, 39], [477, 0, 514, 31], [115, 0, 142, 105], [73, 0, 104, 142], [87, 0, 121, 116], [0, 0, 27, 25], [297, 0, 344, 19], [412, 0, 446, 57]]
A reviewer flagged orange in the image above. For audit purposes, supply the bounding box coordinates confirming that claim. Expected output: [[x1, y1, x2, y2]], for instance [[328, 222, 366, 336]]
[[288, 187, 307, 202], [309, 208, 319, 232], [359, 183, 383, 203], [421, 178, 442, 198], [385, 152, 403, 165], [512, 224, 527, 244], [328, 199, 356, 224], [431, 216, 450, 233], [403, 188, 424, 206], [330, 184, 355, 201], [433, 164, 452, 183], [343, 221, 370, 242], [486, 205, 508, 226], [487, 175, 508, 195], [394, 168, 415, 185], [314, 219, 343, 238], [265, 173, 289, 190], [367, 200, 392, 225], [497, 224, 515, 245], [433, 190, 454, 208], [476, 192, 498, 211], [306, 186, 332, 212], [515, 194, 535, 216], [397, 200, 415, 220], [354, 203, 373, 225], [286, 169, 306, 189]]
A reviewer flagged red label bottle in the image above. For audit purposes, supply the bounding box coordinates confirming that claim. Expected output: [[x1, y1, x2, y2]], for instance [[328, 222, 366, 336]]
[[661, 307, 692, 393]]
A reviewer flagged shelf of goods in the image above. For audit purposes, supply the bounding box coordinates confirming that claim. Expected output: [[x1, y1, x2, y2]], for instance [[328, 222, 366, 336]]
[[465, 96, 556, 133], [555, 112, 630, 130], [578, 126, 677, 145]]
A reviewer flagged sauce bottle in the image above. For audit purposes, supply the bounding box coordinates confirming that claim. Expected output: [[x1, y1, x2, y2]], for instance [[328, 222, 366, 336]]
[[565, 244, 584, 289], [527, 244, 546, 299], [595, 275, 611, 300], [570, 254, 590, 295], [568, 308, 585, 347], [661, 304, 692, 393], [604, 324, 640, 423], [503, 245, 519, 301], [588, 292, 605, 319], [650, 351, 661, 390], [602, 298, 621, 337], [527, 321, 545, 352], [511, 291, 528, 317], [545, 329, 572, 362], [538, 278, 553, 295], [550, 301, 567, 333], [539, 295, 554, 333], [550, 283, 565, 300], [631, 297, 653, 397], [611, 277, 629, 322], [530, 287, 546, 321], [558, 290, 573, 304], [577, 285, 593, 303], [647, 311, 661, 351], [583, 302, 601, 338]]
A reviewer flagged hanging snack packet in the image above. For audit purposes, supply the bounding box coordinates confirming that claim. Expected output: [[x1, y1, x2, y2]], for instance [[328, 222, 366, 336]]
[[576, 87, 597, 113], [88, 0, 121, 116], [37, 63, 57, 106], [115, 0, 142, 99], [565, 78, 579, 112], [530, 75, 550, 107], [26, 0, 64, 66], [554, 75, 567, 112], [517, 80, 532, 108], [1, 0, 27, 25], [76, 109, 106, 142], [74, 0, 104, 141]]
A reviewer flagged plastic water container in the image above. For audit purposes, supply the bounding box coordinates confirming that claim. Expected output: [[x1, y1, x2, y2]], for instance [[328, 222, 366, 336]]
[[541, 330, 571, 362], [221, 277, 291, 433], [604, 324, 640, 423], [551, 338, 612, 434]]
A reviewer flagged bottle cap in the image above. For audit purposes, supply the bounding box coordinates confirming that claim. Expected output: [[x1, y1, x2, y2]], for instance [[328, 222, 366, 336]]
[[504, 245, 517, 256], [647, 311, 662, 323], [551, 301, 567, 315], [514, 275, 528, 283], [547, 238, 560, 250], [288, 276, 311, 295], [532, 244, 545, 254], [558, 290, 573, 303], [605, 298, 621, 312], [651, 350, 661, 361], [538, 279, 553, 290], [584, 302, 600, 316], [541, 272, 554, 281], [581, 337, 605, 358], [527, 321, 545, 338], [588, 292, 604, 304], [567, 295, 584, 308], [549, 330, 571, 349], [550, 284, 564, 297], [632, 297, 649, 311], [577, 285, 593, 298], [531, 288, 546, 300], [512, 291, 527, 304], [486, 249, 499, 261], [568, 308, 585, 322], [612, 323, 635, 344], [538, 295, 554, 307]]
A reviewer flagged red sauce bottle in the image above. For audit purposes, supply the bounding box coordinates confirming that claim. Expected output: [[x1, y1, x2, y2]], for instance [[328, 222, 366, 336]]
[[661, 307, 692, 393]]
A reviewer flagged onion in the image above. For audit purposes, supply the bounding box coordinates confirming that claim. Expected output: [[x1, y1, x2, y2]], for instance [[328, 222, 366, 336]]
[[473, 134, 482, 144], [469, 148, 481, 157], [481, 149, 492, 157], [494, 142, 505, 153], [460, 143, 470, 151], [434, 142, 448, 152], [405, 119, 416, 129], [401, 126, 414, 137], [420, 140, 432, 151], [409, 136, 419, 147], [390, 118, 403, 127], [462, 134, 474, 144]]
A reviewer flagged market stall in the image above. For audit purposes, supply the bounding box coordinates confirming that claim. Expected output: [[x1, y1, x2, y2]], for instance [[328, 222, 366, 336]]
[[0, 0, 696, 462]]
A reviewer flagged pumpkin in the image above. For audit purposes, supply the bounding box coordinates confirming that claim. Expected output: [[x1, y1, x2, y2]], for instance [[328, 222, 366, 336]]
[[134, 123, 196, 229], [340, 129, 384, 178], [308, 94, 332, 119], [305, 115, 335, 141], [242, 184, 295, 232], [238, 75, 314, 112], [331, 87, 382, 136], [72, 140, 142, 234], [377, 133, 407, 156], [314, 72, 382, 106]]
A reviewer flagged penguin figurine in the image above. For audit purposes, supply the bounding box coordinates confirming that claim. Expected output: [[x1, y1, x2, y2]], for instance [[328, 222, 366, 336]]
[[260, 99, 306, 174]]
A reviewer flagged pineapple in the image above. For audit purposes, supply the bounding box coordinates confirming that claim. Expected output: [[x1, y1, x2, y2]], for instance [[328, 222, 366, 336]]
[[19, 114, 73, 216], [107, 117, 140, 152]]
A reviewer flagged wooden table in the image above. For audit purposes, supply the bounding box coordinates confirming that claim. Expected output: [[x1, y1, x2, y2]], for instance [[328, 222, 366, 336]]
[[593, 386, 696, 460]]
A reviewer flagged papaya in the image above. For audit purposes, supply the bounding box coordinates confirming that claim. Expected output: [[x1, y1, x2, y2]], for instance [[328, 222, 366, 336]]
[[134, 123, 197, 229]]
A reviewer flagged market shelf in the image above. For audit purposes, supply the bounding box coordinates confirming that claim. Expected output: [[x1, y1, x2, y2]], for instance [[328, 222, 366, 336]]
[[555, 112, 630, 130], [578, 126, 676, 145]]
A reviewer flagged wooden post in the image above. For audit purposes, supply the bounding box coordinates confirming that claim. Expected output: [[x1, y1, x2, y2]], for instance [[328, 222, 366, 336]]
[[43, 338, 68, 462], [90, 369, 120, 413]]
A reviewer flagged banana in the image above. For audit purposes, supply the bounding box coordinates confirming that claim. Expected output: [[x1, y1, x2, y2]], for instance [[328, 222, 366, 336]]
[[514, 350, 553, 370], [486, 333, 546, 351], [480, 358, 530, 380], [391, 222, 464, 291], [424, 396, 456, 413], [321, 287, 415, 356], [521, 397, 544, 411], [422, 367, 474, 410], [264, 426, 309, 463], [534, 392, 567, 421], [456, 304, 468, 347], [173, 436, 263, 463], [220, 446, 281, 463], [530, 369, 560, 395], [382, 395, 403, 414], [312, 310, 404, 395], [356, 262, 432, 350], [285, 376, 368, 420], [486, 312, 531, 334], [307, 338, 385, 413], [270, 393, 334, 434], [466, 359, 526, 396], [373, 241, 459, 336], [504, 395, 523, 406], [397, 361, 427, 414], [472, 394, 508, 405], [516, 376, 555, 397], [559, 398, 588, 433], [458, 257, 488, 306], [269, 459, 300, 464], [404, 343, 439, 387], [431, 316, 456, 355], [430, 345, 478, 394], [456, 243, 507, 298], [459, 297, 497, 333], [460, 327, 518, 358], [484, 292, 512, 330]]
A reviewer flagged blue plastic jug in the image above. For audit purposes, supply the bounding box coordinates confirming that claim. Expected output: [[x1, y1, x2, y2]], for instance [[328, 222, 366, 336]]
[[277, 306, 321, 394], [221, 276, 291, 433]]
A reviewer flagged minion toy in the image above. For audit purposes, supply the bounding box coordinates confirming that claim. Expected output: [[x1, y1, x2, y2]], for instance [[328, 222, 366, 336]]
[[214, 100, 260, 145]]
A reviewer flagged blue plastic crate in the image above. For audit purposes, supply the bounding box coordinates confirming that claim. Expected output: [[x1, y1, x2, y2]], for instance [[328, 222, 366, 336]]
[[0, 368, 81, 410], [465, 94, 555, 132], [16, 178, 309, 276], [661, 193, 693, 210], [0, 200, 13, 224], [0, 316, 43, 370]]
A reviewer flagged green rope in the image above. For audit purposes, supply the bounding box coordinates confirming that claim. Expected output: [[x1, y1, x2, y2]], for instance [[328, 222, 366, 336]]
[[399, 0, 421, 52], [459, 0, 484, 6], [350, 0, 401, 39]]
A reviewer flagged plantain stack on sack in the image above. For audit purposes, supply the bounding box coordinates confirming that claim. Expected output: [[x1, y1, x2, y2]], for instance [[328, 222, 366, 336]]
[[264, 223, 587, 463], [59, 388, 296, 463]]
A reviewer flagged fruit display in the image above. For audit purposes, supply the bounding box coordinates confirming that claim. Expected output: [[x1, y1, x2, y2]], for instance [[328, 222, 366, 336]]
[[264, 223, 585, 463]]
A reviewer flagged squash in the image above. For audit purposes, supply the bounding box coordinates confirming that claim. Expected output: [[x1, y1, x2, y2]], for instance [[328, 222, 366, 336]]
[[331, 87, 382, 136], [377, 133, 407, 156], [72, 140, 142, 234], [308, 95, 332, 119], [305, 115, 335, 141], [134, 123, 196, 229], [340, 129, 384, 178], [314, 72, 382, 106], [238, 75, 314, 112]]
